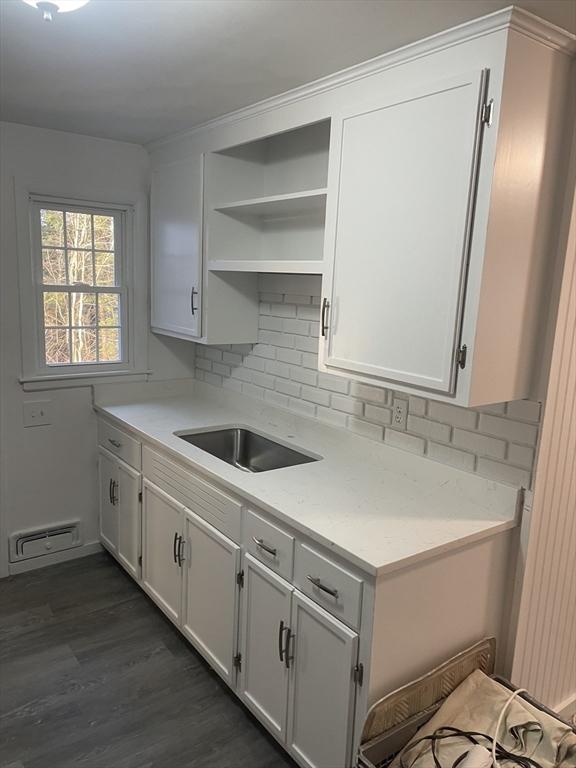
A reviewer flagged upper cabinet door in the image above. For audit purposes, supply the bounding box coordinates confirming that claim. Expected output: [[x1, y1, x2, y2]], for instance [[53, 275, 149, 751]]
[[322, 70, 487, 395], [151, 157, 203, 339]]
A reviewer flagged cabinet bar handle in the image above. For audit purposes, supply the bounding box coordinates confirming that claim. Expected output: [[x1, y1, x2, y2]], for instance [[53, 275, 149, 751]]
[[190, 287, 198, 316], [111, 480, 118, 506], [284, 627, 293, 669], [278, 620, 286, 662], [108, 438, 121, 448], [177, 537, 186, 567], [109, 478, 114, 504], [307, 575, 339, 599], [173, 532, 179, 564], [252, 536, 277, 557], [321, 298, 330, 337]]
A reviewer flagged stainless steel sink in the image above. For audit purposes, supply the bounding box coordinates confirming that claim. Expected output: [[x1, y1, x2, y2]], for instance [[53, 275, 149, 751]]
[[175, 427, 320, 473]]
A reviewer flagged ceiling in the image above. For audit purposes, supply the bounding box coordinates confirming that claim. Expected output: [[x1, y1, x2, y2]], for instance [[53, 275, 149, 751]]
[[1, 0, 574, 145]]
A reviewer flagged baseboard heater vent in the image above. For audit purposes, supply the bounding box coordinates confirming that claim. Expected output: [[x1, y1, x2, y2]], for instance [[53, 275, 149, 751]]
[[10, 522, 82, 562]]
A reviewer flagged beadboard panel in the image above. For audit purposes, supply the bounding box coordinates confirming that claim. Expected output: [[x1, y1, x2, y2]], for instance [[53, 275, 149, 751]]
[[194, 274, 540, 487], [511, 178, 576, 715]]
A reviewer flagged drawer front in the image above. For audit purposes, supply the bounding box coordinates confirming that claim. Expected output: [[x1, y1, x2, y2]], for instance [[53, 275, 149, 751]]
[[243, 509, 294, 581], [294, 542, 363, 630], [98, 419, 141, 470], [142, 447, 242, 542]]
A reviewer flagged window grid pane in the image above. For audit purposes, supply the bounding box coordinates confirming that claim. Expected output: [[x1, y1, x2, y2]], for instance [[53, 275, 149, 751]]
[[39, 206, 123, 368]]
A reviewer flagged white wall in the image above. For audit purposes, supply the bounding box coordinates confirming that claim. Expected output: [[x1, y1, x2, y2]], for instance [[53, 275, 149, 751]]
[[0, 122, 195, 577]]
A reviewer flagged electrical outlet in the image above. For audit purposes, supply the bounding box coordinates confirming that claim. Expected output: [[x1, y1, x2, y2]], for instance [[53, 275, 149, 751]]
[[23, 400, 52, 427], [392, 398, 407, 430]]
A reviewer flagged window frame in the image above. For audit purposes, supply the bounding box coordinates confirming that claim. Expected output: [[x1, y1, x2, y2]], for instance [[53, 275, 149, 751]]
[[19, 193, 145, 385]]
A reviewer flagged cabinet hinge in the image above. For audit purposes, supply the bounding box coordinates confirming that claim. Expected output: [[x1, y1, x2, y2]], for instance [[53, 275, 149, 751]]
[[138, 491, 142, 503], [457, 344, 467, 370], [481, 99, 494, 126], [236, 570, 244, 588], [233, 653, 242, 670], [353, 663, 364, 686]]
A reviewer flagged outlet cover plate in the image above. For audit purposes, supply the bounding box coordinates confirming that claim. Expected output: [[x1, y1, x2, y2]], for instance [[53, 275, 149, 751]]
[[392, 398, 408, 430], [23, 400, 52, 427]]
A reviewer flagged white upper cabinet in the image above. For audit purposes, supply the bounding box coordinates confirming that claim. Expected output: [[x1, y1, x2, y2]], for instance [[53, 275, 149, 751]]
[[151, 158, 203, 339], [149, 8, 574, 403], [204, 121, 330, 274], [321, 71, 487, 396]]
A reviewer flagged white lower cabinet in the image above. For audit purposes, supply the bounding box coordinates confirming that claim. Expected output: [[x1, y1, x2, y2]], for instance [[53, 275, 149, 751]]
[[182, 508, 240, 684], [239, 554, 359, 768], [142, 480, 184, 624], [116, 460, 141, 579], [287, 591, 359, 768], [239, 554, 293, 740], [98, 448, 118, 554], [98, 447, 141, 579]]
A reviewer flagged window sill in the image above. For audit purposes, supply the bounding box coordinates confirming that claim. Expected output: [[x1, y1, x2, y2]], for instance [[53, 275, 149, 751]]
[[20, 370, 153, 391]]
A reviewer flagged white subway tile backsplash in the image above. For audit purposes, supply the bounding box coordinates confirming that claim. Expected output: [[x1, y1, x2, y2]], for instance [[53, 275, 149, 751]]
[[506, 400, 541, 423], [276, 378, 301, 398], [385, 429, 425, 455], [478, 413, 538, 445], [452, 428, 506, 459], [507, 443, 535, 469], [290, 366, 318, 386], [364, 403, 392, 425], [477, 458, 531, 488], [408, 396, 427, 416], [194, 277, 541, 488], [318, 373, 350, 394], [316, 406, 347, 427], [277, 348, 302, 365], [350, 382, 386, 403], [283, 318, 309, 335], [407, 415, 451, 443], [348, 418, 384, 441], [331, 394, 363, 416], [428, 401, 478, 430], [301, 385, 331, 406], [427, 442, 475, 472]]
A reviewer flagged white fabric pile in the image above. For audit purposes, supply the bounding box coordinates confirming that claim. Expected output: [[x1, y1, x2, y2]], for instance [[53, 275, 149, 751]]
[[391, 671, 576, 768]]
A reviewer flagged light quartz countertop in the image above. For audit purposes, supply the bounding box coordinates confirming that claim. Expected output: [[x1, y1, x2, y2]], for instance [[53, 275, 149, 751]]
[[94, 381, 520, 577]]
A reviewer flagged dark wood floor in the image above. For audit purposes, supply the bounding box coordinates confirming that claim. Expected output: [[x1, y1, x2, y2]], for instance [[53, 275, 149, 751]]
[[0, 552, 297, 768]]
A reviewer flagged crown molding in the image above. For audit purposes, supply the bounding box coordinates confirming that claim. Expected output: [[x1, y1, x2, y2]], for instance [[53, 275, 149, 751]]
[[509, 6, 576, 55], [147, 6, 575, 153]]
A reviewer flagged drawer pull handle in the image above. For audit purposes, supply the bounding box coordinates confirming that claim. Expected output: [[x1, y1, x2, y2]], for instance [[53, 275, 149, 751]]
[[307, 575, 339, 599], [177, 537, 186, 567], [252, 536, 277, 557], [108, 438, 122, 448]]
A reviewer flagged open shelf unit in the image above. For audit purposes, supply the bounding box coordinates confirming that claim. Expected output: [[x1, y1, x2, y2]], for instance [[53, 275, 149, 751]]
[[204, 120, 330, 272]]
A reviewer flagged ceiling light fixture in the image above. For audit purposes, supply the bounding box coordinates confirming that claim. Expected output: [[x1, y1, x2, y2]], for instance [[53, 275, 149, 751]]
[[22, 0, 90, 23]]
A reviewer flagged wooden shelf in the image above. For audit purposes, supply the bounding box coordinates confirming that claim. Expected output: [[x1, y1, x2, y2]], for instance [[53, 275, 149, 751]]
[[213, 189, 327, 218], [208, 260, 324, 274]]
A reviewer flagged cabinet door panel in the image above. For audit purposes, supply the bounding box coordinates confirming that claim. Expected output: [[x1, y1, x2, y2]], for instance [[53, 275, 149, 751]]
[[182, 509, 240, 684], [142, 481, 183, 624], [116, 459, 141, 579], [324, 71, 486, 394], [151, 157, 203, 338], [239, 554, 292, 740], [98, 448, 118, 554], [287, 592, 359, 768]]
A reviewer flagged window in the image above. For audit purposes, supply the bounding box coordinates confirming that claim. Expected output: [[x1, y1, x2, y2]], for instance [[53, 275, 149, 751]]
[[36, 203, 125, 367]]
